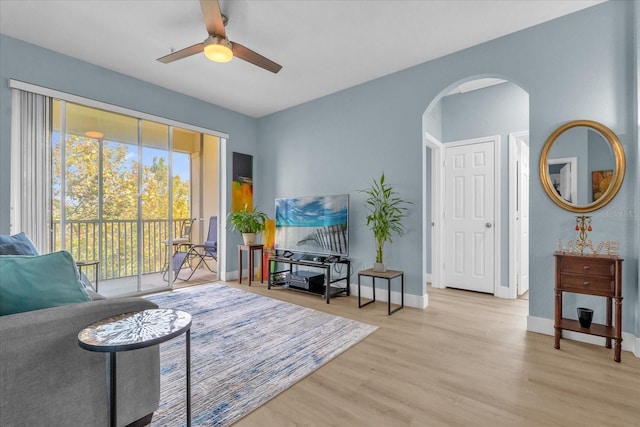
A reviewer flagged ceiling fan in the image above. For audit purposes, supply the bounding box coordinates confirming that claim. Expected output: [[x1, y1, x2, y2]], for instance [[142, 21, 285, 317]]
[[157, 0, 282, 73]]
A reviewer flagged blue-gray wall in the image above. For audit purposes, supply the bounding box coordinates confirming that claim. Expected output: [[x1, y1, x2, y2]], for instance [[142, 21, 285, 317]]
[[0, 1, 638, 335], [0, 34, 257, 270], [257, 1, 638, 333], [440, 82, 529, 287]]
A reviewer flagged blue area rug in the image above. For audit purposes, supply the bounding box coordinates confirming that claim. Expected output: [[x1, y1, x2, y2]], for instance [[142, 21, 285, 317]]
[[147, 283, 377, 426]]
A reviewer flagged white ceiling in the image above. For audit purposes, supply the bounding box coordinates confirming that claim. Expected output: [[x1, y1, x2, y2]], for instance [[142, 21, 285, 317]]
[[0, 0, 604, 118]]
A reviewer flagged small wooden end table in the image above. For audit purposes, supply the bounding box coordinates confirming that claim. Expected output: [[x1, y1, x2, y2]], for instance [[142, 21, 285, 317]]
[[76, 259, 100, 292], [78, 309, 192, 427], [358, 269, 404, 315], [238, 244, 264, 286]]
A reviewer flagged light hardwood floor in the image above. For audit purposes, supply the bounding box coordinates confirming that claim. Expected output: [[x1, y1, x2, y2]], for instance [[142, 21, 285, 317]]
[[215, 281, 639, 426]]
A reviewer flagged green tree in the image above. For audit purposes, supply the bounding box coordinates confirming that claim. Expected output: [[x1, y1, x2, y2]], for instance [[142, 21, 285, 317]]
[[52, 134, 192, 276], [140, 156, 190, 219], [52, 136, 190, 221]]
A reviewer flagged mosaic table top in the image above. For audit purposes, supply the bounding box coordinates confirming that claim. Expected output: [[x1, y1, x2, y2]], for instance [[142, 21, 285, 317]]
[[78, 308, 192, 352]]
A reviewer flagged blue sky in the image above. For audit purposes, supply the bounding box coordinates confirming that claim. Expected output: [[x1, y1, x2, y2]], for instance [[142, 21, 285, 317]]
[[53, 133, 191, 182], [131, 145, 190, 181]]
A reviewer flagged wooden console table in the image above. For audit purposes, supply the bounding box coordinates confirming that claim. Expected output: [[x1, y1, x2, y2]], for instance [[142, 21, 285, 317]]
[[554, 252, 623, 362]]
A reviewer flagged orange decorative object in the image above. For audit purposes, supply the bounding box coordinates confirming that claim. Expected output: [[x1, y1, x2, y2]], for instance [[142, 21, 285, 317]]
[[263, 219, 276, 251], [260, 252, 267, 281], [259, 219, 276, 281]]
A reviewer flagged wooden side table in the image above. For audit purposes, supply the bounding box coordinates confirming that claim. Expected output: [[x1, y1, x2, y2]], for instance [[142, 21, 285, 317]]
[[78, 309, 192, 427], [76, 259, 100, 292], [358, 269, 404, 315], [238, 244, 264, 286]]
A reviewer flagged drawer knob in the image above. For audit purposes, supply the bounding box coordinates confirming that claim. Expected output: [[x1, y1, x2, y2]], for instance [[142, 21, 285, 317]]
[[583, 281, 590, 286], [583, 265, 590, 271]]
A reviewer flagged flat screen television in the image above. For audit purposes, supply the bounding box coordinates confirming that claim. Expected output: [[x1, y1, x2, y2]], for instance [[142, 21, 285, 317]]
[[275, 194, 349, 257]]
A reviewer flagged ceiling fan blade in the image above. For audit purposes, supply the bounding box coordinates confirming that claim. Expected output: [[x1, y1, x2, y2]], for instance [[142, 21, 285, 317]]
[[200, 0, 226, 38], [157, 43, 204, 63], [231, 41, 282, 74]]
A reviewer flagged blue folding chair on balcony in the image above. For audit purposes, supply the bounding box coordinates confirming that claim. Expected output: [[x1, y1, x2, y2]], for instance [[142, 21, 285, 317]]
[[188, 216, 218, 274], [162, 218, 196, 281], [163, 216, 218, 282]]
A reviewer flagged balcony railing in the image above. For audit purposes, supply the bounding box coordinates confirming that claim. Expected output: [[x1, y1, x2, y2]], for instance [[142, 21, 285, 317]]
[[52, 218, 190, 280]]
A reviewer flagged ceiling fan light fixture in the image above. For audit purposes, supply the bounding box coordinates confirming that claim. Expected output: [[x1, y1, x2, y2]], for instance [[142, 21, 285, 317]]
[[204, 36, 233, 63]]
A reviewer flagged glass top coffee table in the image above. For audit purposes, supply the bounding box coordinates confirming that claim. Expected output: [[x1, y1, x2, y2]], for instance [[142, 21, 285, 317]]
[[78, 308, 192, 427]]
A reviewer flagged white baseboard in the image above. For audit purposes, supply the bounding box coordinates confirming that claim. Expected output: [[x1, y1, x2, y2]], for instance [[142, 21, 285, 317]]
[[527, 315, 639, 357], [224, 270, 236, 281], [225, 271, 428, 310]]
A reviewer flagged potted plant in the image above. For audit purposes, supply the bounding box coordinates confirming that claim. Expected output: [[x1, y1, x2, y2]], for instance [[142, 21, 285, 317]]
[[228, 205, 269, 245], [361, 173, 411, 272]]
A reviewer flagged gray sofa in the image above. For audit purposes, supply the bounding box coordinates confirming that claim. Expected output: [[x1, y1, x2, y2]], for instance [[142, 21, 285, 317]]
[[0, 291, 161, 427]]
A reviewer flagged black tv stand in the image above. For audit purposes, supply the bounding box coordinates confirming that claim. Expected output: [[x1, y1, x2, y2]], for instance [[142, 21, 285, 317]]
[[267, 254, 350, 303]]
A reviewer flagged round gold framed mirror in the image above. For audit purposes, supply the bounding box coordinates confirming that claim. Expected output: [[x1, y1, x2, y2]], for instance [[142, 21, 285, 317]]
[[539, 120, 625, 213]]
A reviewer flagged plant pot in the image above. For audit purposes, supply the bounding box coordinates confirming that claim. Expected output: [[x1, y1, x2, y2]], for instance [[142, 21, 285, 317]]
[[577, 307, 593, 329], [242, 233, 257, 245], [373, 262, 386, 272]]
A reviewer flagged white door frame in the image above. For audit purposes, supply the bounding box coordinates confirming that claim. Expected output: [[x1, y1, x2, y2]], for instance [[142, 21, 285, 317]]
[[423, 132, 445, 290], [546, 157, 577, 204], [508, 131, 529, 299], [218, 137, 229, 282], [424, 134, 502, 296]]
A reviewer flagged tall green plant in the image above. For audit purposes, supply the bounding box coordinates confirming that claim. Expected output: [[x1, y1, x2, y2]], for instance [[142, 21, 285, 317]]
[[227, 205, 268, 234], [361, 173, 411, 264]]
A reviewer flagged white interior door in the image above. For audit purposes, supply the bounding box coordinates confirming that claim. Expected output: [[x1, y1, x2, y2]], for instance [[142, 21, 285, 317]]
[[559, 163, 572, 202], [444, 140, 495, 293], [518, 141, 529, 295]]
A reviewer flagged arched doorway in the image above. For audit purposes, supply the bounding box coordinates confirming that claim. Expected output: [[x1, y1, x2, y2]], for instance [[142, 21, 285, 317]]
[[422, 76, 530, 300]]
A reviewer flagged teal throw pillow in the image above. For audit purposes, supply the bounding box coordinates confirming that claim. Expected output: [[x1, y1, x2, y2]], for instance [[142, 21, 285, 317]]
[[0, 251, 91, 315], [0, 242, 38, 255], [0, 232, 39, 255]]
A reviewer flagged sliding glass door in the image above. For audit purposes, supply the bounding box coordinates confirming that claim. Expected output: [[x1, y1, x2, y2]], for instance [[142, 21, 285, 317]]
[[51, 100, 219, 296]]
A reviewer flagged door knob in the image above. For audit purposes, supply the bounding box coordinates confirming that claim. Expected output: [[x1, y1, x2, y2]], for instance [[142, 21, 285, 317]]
[[485, 222, 492, 228]]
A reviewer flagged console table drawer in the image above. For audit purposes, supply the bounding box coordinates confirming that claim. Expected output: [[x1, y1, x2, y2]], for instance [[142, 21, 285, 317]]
[[559, 273, 615, 293], [559, 258, 614, 276]]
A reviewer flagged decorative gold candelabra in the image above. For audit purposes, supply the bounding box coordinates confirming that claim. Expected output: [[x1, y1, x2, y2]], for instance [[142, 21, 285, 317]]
[[557, 217, 618, 256], [575, 215, 592, 254]]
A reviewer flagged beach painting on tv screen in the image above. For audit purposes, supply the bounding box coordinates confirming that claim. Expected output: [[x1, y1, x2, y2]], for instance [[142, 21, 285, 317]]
[[275, 194, 349, 256]]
